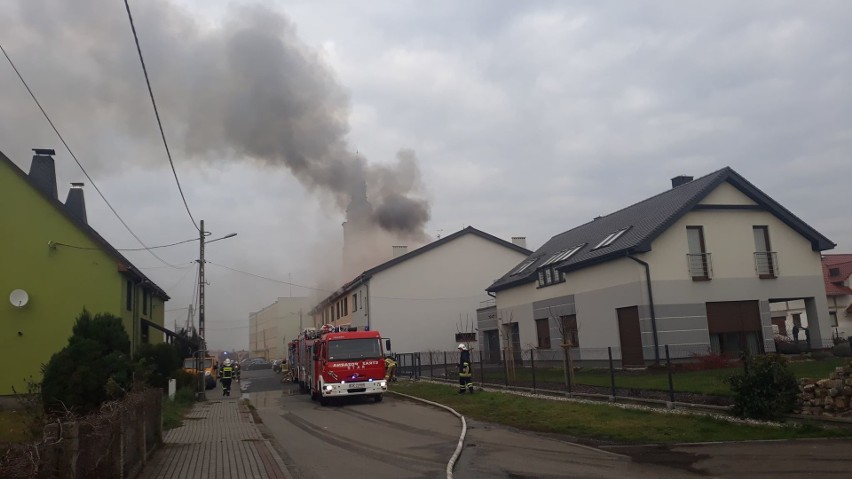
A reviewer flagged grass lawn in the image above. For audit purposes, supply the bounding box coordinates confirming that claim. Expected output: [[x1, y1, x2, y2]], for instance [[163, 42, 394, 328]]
[[162, 388, 197, 430], [390, 381, 852, 444], [477, 356, 848, 397], [0, 410, 31, 445]]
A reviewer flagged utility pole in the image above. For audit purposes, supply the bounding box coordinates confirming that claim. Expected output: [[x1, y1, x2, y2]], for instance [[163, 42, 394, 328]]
[[198, 219, 206, 352]]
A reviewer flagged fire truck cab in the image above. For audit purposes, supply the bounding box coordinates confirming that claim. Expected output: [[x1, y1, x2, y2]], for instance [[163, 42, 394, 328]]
[[306, 327, 390, 406]]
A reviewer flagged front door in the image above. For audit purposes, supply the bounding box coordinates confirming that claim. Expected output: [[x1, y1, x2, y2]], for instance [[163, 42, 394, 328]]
[[485, 330, 500, 364], [617, 306, 644, 367]]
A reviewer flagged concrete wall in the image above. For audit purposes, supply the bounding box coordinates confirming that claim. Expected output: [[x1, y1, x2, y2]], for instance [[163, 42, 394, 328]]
[[368, 233, 529, 353], [249, 297, 311, 359]]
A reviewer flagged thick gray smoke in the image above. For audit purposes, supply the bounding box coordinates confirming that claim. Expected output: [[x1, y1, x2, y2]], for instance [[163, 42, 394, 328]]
[[0, 0, 430, 238]]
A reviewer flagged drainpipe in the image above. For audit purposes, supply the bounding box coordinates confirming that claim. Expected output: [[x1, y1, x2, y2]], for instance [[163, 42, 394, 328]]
[[628, 255, 660, 364], [364, 278, 371, 331]]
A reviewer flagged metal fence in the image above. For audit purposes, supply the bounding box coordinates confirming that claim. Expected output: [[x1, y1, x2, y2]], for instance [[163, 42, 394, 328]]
[[0, 389, 162, 479], [396, 345, 755, 406]]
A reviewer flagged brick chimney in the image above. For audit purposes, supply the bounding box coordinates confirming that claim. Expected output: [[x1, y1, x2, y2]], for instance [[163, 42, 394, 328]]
[[671, 175, 694, 188], [28, 148, 58, 200], [65, 182, 87, 224]]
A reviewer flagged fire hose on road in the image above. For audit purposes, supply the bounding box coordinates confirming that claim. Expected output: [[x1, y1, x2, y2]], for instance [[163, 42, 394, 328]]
[[389, 391, 467, 479]]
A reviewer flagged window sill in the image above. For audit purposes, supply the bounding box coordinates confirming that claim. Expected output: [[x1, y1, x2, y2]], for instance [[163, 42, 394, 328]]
[[758, 274, 777, 279], [691, 276, 711, 282]]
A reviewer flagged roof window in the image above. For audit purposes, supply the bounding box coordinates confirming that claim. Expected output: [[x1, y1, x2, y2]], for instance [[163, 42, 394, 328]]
[[594, 227, 630, 250], [540, 244, 585, 267], [510, 258, 536, 276]]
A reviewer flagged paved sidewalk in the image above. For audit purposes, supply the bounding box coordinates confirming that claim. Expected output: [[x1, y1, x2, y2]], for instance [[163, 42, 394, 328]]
[[140, 390, 290, 479]]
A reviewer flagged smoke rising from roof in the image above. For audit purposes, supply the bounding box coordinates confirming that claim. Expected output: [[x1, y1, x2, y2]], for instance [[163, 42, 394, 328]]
[[0, 0, 430, 238]]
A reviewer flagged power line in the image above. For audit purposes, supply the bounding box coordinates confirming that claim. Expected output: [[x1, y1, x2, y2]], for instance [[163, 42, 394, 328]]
[[122, 0, 199, 232], [0, 42, 184, 270], [51, 236, 199, 251], [207, 261, 491, 301]]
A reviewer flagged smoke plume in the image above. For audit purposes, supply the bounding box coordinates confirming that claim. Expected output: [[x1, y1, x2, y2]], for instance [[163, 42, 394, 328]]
[[0, 0, 430, 238]]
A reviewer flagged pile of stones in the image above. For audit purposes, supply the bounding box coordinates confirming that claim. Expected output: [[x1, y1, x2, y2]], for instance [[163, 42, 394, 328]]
[[798, 361, 852, 417]]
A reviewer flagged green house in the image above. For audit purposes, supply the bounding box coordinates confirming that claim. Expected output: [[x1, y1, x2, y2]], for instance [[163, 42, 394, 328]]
[[0, 149, 170, 396]]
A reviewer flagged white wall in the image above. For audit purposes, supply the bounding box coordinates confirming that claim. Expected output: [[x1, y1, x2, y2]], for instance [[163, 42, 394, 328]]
[[368, 233, 529, 353]]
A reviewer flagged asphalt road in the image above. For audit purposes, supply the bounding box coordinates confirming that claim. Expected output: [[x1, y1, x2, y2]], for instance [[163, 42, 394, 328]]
[[242, 370, 700, 478], [240, 370, 852, 478]]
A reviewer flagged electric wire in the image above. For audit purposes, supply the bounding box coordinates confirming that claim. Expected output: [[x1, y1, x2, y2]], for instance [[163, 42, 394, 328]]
[[0, 41, 184, 270], [122, 0, 199, 232], [52, 237, 200, 252], [206, 261, 491, 301]]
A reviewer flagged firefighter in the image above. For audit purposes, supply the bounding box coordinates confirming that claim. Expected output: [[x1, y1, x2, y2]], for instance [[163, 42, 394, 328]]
[[220, 359, 234, 397], [279, 359, 292, 384], [458, 344, 473, 394], [384, 353, 398, 382]]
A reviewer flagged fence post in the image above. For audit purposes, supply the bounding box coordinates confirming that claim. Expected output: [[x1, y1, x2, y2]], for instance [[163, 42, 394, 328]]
[[665, 345, 674, 406], [530, 349, 536, 394], [429, 351, 433, 378], [479, 350, 484, 387], [608, 347, 616, 401], [444, 351, 449, 379], [416, 352, 421, 380]]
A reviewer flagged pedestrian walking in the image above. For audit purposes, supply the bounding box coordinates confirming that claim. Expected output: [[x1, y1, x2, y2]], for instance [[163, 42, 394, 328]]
[[457, 344, 473, 394]]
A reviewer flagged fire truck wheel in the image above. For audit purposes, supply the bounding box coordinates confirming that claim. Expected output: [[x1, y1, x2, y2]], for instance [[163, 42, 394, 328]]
[[320, 396, 330, 407], [373, 394, 383, 403]]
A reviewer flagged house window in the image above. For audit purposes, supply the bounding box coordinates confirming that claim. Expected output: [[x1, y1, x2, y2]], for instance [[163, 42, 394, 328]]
[[771, 316, 787, 336], [792, 313, 802, 329], [537, 267, 564, 287], [686, 226, 711, 280], [353, 293, 358, 311], [752, 226, 777, 278], [455, 332, 476, 342], [535, 318, 551, 349], [594, 227, 630, 249], [560, 314, 579, 347], [829, 267, 840, 277], [142, 289, 149, 315], [343, 297, 348, 316], [126, 280, 133, 311], [141, 322, 150, 344], [829, 311, 838, 328]]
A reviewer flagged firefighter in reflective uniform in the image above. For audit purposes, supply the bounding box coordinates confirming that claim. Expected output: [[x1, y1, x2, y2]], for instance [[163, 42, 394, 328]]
[[458, 344, 473, 394], [220, 359, 234, 397], [279, 359, 292, 383], [384, 353, 398, 382]]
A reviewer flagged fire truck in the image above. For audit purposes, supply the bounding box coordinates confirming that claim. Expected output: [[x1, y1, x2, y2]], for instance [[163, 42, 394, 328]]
[[296, 325, 390, 406]]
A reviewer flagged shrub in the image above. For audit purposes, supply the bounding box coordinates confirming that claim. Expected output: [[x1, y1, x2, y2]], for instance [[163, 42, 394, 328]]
[[832, 343, 852, 357], [134, 343, 181, 389], [681, 352, 734, 371], [726, 354, 798, 420], [41, 310, 133, 415]]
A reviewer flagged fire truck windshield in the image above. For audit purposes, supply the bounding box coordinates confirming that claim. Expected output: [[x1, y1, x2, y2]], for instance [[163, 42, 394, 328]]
[[327, 338, 382, 361]]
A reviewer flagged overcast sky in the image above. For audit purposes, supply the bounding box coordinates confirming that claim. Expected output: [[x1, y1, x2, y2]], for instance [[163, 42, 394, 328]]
[[2, 1, 850, 350]]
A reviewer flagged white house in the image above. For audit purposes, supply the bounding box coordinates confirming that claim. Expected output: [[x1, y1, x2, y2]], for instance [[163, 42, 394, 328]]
[[484, 168, 835, 366], [310, 227, 531, 353]]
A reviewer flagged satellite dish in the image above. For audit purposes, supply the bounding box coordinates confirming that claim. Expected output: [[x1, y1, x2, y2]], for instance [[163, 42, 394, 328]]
[[10, 289, 29, 308]]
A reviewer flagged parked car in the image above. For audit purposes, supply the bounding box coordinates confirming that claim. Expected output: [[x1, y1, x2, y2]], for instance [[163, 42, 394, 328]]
[[243, 358, 271, 370]]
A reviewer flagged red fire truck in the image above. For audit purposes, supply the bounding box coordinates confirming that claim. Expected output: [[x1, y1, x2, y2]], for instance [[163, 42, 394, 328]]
[[297, 326, 390, 406]]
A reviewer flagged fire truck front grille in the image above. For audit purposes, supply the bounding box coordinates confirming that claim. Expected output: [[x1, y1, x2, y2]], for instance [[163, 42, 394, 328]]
[[347, 388, 367, 393]]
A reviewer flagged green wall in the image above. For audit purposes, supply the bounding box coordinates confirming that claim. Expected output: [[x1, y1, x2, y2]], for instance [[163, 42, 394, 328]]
[[1, 161, 165, 395]]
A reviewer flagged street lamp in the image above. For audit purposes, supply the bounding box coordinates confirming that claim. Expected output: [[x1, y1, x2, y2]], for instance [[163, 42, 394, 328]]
[[197, 220, 237, 351]]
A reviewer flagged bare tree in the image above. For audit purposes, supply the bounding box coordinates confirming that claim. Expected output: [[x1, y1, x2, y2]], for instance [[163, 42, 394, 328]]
[[455, 313, 477, 351], [548, 306, 576, 391], [496, 311, 517, 381]]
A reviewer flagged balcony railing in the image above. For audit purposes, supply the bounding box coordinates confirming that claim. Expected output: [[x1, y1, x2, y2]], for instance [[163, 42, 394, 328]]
[[686, 253, 712, 279], [754, 251, 778, 278]]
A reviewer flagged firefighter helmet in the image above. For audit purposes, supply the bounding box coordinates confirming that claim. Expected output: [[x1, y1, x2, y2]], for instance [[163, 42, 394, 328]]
[[458, 344, 467, 351], [224, 359, 232, 366]]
